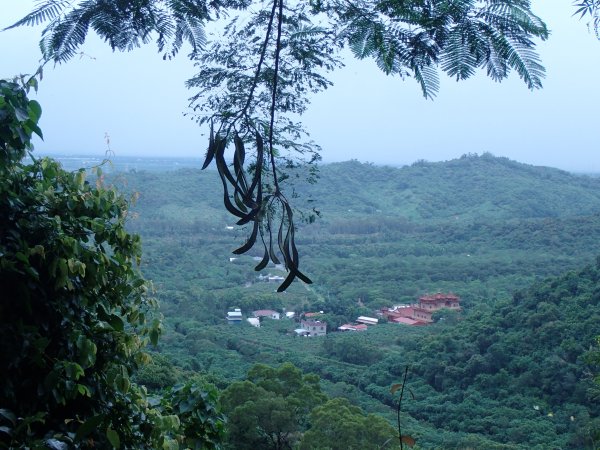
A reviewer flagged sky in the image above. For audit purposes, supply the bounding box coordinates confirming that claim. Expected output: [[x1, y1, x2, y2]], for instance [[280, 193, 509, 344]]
[[1, 1, 599, 172]]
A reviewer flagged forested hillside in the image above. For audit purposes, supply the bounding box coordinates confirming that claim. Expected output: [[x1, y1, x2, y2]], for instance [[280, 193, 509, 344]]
[[300, 154, 600, 220], [119, 154, 600, 307], [110, 154, 600, 448]]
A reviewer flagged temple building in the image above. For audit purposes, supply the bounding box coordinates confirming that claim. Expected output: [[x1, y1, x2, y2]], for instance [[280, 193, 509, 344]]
[[382, 293, 461, 325], [412, 293, 461, 323]]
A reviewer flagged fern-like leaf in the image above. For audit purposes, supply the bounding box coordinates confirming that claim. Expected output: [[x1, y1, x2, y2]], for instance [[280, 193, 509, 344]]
[[3, 0, 70, 30]]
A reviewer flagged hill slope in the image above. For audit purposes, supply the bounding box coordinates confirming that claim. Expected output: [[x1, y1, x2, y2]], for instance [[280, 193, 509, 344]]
[[303, 154, 600, 221], [109, 153, 600, 305], [101, 154, 600, 449]]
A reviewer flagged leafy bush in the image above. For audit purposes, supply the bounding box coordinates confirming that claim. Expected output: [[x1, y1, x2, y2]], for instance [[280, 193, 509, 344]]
[[0, 79, 224, 449]]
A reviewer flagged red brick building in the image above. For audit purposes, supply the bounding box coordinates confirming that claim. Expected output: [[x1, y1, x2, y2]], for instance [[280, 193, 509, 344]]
[[382, 293, 461, 325], [412, 293, 461, 323]]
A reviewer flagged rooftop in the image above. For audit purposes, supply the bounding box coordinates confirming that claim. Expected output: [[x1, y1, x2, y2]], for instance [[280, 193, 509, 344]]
[[253, 309, 279, 317], [338, 324, 368, 331], [419, 293, 460, 302]]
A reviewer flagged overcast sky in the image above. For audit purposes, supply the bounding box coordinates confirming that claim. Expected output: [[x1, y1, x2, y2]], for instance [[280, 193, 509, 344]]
[[1, 1, 599, 171]]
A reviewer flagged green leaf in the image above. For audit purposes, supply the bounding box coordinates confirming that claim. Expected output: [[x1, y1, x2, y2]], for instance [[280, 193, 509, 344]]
[[76, 335, 97, 368], [14, 106, 28, 122], [77, 384, 91, 397], [149, 328, 159, 346], [115, 365, 130, 394], [15, 252, 28, 263], [107, 314, 124, 332], [27, 77, 38, 92], [30, 245, 45, 258], [28, 100, 42, 121], [64, 362, 84, 380], [75, 414, 105, 442], [106, 427, 121, 449]]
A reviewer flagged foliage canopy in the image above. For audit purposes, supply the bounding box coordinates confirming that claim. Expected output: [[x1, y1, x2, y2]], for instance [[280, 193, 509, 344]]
[[0, 79, 225, 449], [574, 0, 600, 37], [220, 362, 327, 449]]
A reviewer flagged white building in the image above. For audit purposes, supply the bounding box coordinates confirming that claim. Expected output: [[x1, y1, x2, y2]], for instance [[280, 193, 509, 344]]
[[227, 308, 243, 324], [247, 317, 260, 328], [300, 319, 327, 336], [253, 309, 281, 320], [356, 316, 378, 326]]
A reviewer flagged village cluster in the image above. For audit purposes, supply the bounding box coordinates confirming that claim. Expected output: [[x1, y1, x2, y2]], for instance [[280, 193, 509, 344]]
[[226, 293, 461, 336]]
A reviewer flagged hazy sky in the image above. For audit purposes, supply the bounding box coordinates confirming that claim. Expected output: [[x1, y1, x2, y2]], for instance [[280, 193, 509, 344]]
[[1, 1, 599, 171]]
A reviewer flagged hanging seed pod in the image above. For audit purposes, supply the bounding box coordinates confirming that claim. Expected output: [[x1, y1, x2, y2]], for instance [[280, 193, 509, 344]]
[[202, 120, 216, 170]]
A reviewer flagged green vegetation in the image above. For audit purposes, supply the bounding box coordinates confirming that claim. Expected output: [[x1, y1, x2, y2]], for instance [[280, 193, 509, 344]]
[[220, 363, 327, 449], [4, 1, 599, 446], [3, 83, 600, 447], [92, 155, 600, 448], [299, 398, 399, 450], [12, 0, 551, 292], [119, 156, 600, 317], [0, 80, 224, 449]]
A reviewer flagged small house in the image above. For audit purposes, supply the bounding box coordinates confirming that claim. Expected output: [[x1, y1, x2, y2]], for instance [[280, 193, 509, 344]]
[[356, 316, 378, 326], [226, 308, 243, 324], [300, 319, 327, 336], [382, 293, 462, 325], [247, 318, 260, 328], [393, 317, 425, 326], [253, 309, 281, 320], [294, 328, 311, 337]]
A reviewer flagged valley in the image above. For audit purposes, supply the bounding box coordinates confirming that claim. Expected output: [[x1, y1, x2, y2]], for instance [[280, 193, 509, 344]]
[[107, 153, 600, 448]]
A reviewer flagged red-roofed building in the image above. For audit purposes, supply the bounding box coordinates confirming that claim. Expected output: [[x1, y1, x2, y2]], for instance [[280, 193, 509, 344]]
[[382, 306, 416, 322], [382, 293, 461, 325], [412, 293, 461, 323], [394, 317, 426, 326]]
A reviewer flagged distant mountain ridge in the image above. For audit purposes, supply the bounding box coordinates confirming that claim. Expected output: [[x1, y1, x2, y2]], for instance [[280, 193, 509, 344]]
[[52, 152, 600, 225], [98, 152, 600, 236], [303, 154, 600, 222]]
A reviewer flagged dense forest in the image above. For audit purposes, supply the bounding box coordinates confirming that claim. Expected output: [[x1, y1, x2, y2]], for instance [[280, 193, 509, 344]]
[[104, 154, 600, 449]]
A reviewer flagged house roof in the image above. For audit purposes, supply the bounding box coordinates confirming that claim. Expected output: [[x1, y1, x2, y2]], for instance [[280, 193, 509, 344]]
[[338, 324, 368, 331], [253, 309, 279, 317], [419, 293, 460, 302], [356, 316, 378, 325], [301, 320, 326, 327], [393, 317, 425, 326], [383, 307, 415, 318]]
